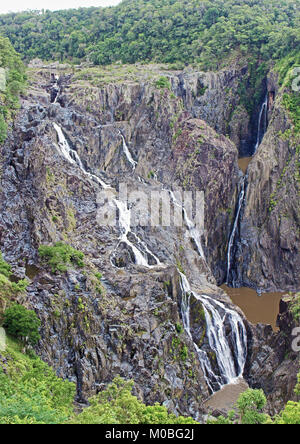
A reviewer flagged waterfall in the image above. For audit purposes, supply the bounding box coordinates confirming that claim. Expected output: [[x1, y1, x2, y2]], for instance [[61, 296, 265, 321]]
[[254, 95, 268, 154], [51, 75, 60, 104], [113, 199, 150, 267], [180, 272, 247, 392], [53, 121, 247, 395], [53, 122, 110, 189], [169, 190, 205, 260], [53, 122, 159, 267], [226, 177, 246, 284], [226, 92, 269, 285], [120, 134, 137, 170]]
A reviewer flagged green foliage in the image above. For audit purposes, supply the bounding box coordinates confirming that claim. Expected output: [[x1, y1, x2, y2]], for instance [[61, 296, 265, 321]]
[[0, 252, 29, 315], [0, 251, 12, 278], [282, 91, 300, 136], [272, 401, 300, 424], [3, 304, 41, 345], [95, 272, 102, 281], [0, 35, 26, 144], [275, 50, 300, 86], [155, 76, 171, 90], [236, 388, 267, 424], [67, 377, 197, 424], [237, 59, 269, 115], [0, 337, 75, 424], [290, 293, 300, 322], [38, 242, 85, 273], [207, 410, 236, 424], [208, 388, 267, 424], [0, 0, 298, 69], [175, 322, 184, 334]]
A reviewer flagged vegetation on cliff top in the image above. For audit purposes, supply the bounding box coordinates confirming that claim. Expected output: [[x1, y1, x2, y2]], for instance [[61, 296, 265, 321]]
[[0, 0, 298, 69]]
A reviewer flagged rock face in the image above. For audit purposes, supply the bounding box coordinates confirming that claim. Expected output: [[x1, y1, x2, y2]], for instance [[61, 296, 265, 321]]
[[232, 71, 300, 291], [0, 63, 298, 418], [0, 64, 246, 418], [245, 298, 299, 415]]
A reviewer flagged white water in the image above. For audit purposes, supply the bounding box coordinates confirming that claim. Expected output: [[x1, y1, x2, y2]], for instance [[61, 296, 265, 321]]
[[226, 95, 268, 284], [169, 190, 205, 260], [113, 199, 152, 267], [53, 121, 247, 394], [226, 177, 246, 284], [53, 122, 111, 189], [120, 134, 137, 170], [53, 122, 158, 267], [180, 272, 247, 391], [254, 96, 268, 153], [52, 75, 60, 104]]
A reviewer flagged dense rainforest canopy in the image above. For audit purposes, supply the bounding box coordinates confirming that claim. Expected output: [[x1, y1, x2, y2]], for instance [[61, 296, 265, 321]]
[[0, 0, 299, 69]]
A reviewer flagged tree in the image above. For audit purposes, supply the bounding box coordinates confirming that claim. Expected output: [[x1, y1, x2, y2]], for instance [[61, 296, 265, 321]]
[[3, 304, 41, 346], [207, 388, 268, 424], [272, 402, 300, 425], [236, 389, 267, 424]]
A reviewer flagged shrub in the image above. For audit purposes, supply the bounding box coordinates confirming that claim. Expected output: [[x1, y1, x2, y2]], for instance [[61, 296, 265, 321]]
[[0, 253, 28, 315], [38, 242, 85, 273], [290, 293, 300, 322], [0, 337, 75, 424], [155, 76, 171, 91], [0, 252, 12, 278], [3, 304, 41, 345]]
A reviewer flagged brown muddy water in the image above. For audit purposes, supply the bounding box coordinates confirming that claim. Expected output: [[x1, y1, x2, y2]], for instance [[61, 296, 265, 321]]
[[221, 285, 286, 331], [238, 157, 252, 174]]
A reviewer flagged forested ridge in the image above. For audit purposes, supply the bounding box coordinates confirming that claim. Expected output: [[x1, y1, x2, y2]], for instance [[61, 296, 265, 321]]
[[0, 0, 299, 69], [0, 0, 300, 426]]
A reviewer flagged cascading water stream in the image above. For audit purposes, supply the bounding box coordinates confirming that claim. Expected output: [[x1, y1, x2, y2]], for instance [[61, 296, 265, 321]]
[[169, 190, 205, 260], [53, 120, 247, 395], [53, 123, 110, 189], [53, 122, 159, 267], [51, 75, 60, 104], [120, 133, 137, 170], [179, 272, 247, 392], [226, 177, 246, 285], [227, 94, 269, 285], [254, 95, 268, 154]]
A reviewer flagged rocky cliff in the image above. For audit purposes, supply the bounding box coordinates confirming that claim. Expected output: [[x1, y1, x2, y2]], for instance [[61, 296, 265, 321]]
[[0, 62, 298, 418], [232, 70, 300, 291]]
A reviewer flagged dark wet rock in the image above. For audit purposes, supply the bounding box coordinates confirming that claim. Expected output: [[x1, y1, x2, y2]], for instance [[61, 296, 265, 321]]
[[0, 63, 298, 419], [244, 297, 299, 415]]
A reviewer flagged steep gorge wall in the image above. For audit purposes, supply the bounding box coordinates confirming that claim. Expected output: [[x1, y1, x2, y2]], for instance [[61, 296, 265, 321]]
[[0, 64, 246, 417], [0, 62, 298, 417], [233, 72, 300, 291]]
